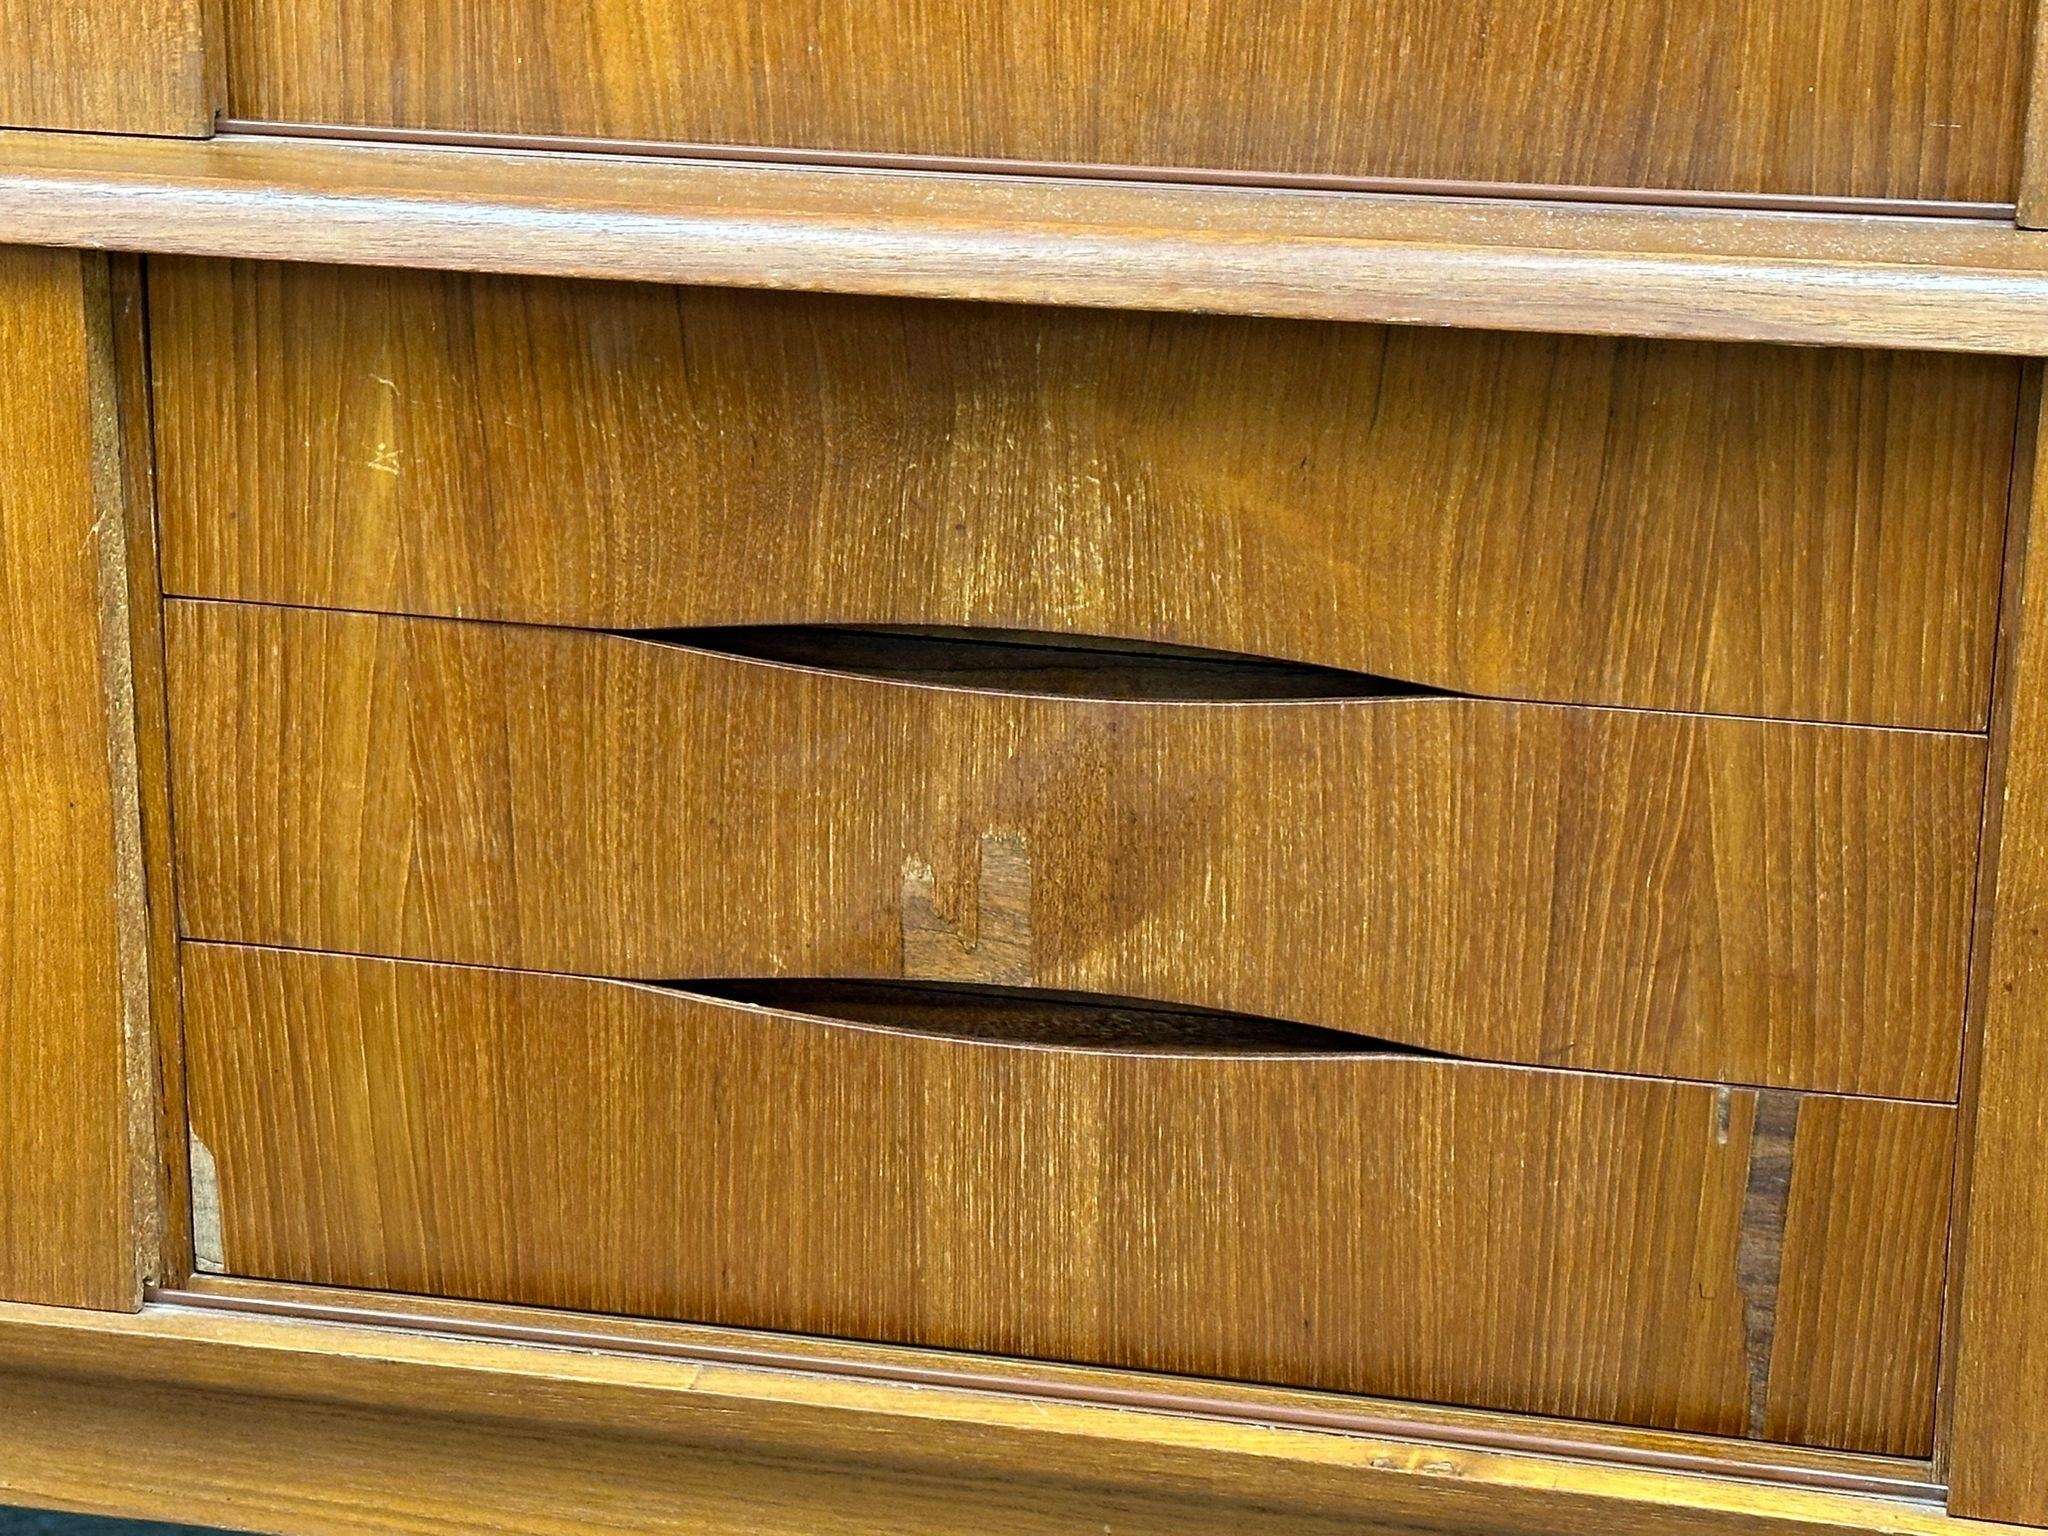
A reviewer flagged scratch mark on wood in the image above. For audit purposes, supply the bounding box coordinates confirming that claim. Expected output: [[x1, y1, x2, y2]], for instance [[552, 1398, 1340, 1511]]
[[1737, 1088, 1801, 1439], [903, 829, 1034, 985]]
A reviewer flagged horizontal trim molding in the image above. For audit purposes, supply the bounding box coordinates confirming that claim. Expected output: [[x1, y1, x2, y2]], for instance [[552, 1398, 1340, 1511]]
[[218, 119, 2022, 222], [162, 1277, 1944, 1500], [0, 1294, 2019, 1535], [5, 129, 2048, 351]]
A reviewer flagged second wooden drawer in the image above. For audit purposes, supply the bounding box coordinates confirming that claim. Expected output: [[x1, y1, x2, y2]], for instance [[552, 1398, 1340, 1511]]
[[166, 601, 1982, 1098]]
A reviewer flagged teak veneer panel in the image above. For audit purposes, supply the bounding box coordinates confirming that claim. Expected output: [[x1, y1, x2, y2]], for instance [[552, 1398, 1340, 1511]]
[[165, 602, 1983, 1099], [178, 943, 1954, 1454], [150, 261, 2019, 730], [0, 248, 143, 1310], [0, 0, 217, 136], [220, 0, 2027, 202]]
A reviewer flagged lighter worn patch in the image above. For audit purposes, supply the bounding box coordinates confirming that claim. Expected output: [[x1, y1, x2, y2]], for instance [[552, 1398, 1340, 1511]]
[[189, 1131, 226, 1275], [902, 830, 1035, 985], [1736, 1090, 1801, 1439]]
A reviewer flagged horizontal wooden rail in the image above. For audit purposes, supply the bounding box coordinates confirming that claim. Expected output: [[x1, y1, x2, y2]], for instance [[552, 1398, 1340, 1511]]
[[6, 129, 2048, 351], [0, 1295, 2025, 1536]]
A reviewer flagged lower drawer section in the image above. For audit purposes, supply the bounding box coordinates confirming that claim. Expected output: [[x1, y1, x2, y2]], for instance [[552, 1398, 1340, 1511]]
[[180, 943, 1954, 1456]]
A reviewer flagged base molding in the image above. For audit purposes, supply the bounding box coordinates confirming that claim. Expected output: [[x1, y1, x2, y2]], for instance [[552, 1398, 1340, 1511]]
[[0, 1296, 2013, 1536]]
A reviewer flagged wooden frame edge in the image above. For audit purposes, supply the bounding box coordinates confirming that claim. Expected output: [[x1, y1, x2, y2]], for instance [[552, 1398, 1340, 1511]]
[[79, 251, 162, 1307], [11, 130, 2048, 352], [1933, 362, 2042, 1485], [109, 252, 193, 1289], [1946, 373, 2048, 1525], [0, 246, 155, 1311], [164, 1275, 1942, 1501], [216, 118, 2022, 220], [0, 1297, 2019, 1536]]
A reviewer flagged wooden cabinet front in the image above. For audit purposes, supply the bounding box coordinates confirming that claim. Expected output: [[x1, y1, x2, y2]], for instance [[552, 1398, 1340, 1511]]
[[140, 258, 2016, 1499]]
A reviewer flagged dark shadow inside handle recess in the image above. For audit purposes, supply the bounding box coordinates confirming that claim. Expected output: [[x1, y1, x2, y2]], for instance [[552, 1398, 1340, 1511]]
[[638, 624, 1458, 701], [674, 977, 1457, 1057]]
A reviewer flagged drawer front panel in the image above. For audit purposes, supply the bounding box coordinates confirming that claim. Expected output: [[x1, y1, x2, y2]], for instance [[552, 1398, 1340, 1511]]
[[180, 943, 1955, 1455], [219, 0, 2026, 203], [151, 261, 2019, 730], [165, 601, 1982, 1098]]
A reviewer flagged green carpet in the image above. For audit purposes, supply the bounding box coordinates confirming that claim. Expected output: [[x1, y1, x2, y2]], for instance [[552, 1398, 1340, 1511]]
[[0, 1511, 243, 1535]]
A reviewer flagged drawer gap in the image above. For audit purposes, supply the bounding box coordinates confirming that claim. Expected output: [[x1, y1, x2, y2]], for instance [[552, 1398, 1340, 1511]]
[[675, 976, 1454, 1057], [639, 623, 1457, 701]]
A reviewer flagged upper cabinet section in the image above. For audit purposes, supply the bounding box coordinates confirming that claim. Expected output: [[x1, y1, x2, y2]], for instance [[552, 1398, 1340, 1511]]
[[0, 0, 218, 135], [219, 0, 2031, 203]]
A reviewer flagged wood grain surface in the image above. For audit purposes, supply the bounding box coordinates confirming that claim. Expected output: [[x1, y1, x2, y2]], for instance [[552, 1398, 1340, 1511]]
[[219, 0, 2028, 202], [163, 1272, 1949, 1494], [111, 256, 195, 1288], [15, 131, 2048, 352], [165, 602, 1983, 1098], [0, 0, 217, 136], [178, 943, 1954, 1453], [2019, 14, 2048, 227], [1947, 384, 2048, 1523], [1, 1298, 2022, 1536], [150, 261, 2019, 729], [0, 248, 147, 1311]]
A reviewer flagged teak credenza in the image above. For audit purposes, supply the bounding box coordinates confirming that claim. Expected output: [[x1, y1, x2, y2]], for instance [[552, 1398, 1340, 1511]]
[[10, 3, 2048, 1534]]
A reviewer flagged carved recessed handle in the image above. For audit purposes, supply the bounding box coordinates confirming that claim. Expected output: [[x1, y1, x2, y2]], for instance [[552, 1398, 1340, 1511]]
[[638, 623, 1454, 702]]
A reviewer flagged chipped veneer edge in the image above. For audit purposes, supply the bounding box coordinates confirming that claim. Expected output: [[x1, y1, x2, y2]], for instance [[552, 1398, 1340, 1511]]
[[187, 1131, 224, 1275]]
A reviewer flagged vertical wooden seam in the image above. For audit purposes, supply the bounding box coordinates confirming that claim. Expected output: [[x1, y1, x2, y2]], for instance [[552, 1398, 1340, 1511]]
[[1947, 378, 2048, 1522], [82, 254, 162, 1298], [1933, 361, 2040, 1482], [112, 254, 190, 1286], [198, 0, 227, 131]]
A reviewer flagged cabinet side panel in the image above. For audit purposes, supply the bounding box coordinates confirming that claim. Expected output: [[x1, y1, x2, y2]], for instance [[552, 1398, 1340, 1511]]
[[0, 247, 144, 1310], [1941, 387, 2048, 1531], [1947, 384, 2048, 1521]]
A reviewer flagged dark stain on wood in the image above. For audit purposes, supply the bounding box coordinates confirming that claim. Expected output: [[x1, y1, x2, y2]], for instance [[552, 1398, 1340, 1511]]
[[1738, 1088, 1803, 1438]]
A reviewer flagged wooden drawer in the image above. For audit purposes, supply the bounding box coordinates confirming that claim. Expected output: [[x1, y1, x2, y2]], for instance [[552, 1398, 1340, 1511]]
[[180, 942, 1954, 1455], [218, 0, 2027, 203], [165, 600, 1982, 1099], [150, 261, 2019, 730]]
